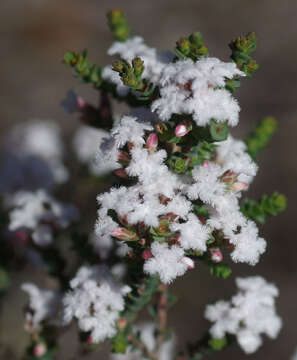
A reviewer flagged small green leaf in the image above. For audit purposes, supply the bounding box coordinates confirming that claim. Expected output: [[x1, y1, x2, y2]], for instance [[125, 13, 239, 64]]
[[208, 337, 227, 350]]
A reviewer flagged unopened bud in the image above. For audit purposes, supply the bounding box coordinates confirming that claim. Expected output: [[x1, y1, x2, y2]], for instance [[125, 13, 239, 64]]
[[175, 121, 191, 137], [138, 238, 146, 246], [33, 343, 47, 357], [202, 160, 209, 167], [146, 133, 158, 150], [14, 229, 29, 244], [76, 96, 86, 110], [209, 248, 223, 263], [87, 335, 93, 344], [113, 168, 128, 179], [180, 257, 195, 269], [117, 151, 130, 164], [221, 170, 237, 183], [232, 181, 247, 192], [116, 317, 127, 330], [111, 227, 138, 241], [141, 249, 152, 259]]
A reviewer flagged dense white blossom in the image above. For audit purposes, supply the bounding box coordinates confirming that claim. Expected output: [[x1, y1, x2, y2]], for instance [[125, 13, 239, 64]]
[[22, 283, 61, 330], [205, 276, 282, 354], [63, 265, 131, 343], [112, 322, 175, 360], [9, 190, 78, 246], [152, 58, 244, 126], [143, 242, 188, 283], [170, 213, 209, 251], [0, 121, 68, 192]]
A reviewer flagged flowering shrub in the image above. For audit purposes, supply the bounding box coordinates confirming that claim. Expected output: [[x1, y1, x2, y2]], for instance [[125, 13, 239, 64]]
[[0, 9, 287, 360]]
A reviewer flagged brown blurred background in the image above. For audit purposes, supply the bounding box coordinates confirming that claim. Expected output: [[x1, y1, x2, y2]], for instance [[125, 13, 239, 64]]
[[0, 0, 296, 359]]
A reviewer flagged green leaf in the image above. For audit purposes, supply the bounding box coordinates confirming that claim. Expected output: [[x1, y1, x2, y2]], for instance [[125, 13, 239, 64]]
[[175, 32, 208, 61], [241, 192, 287, 224], [107, 9, 130, 42], [245, 116, 277, 159], [111, 332, 129, 353], [209, 263, 232, 279], [208, 337, 227, 350], [209, 120, 228, 141]]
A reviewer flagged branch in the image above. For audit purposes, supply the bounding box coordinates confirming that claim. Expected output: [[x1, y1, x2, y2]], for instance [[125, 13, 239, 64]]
[[127, 333, 157, 360], [156, 283, 168, 353]]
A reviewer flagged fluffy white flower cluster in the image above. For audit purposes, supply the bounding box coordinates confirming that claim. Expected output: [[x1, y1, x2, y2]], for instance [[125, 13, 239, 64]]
[[102, 36, 171, 97], [151, 58, 244, 126], [0, 121, 68, 192], [205, 276, 282, 354], [63, 265, 131, 343], [185, 141, 265, 265], [22, 283, 61, 331], [112, 322, 175, 360], [9, 189, 78, 246], [94, 114, 264, 283]]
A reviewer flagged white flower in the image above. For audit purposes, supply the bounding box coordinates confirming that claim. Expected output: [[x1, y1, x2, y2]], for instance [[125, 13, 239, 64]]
[[22, 283, 61, 329], [9, 190, 78, 246], [215, 135, 258, 184], [170, 213, 209, 252], [63, 265, 131, 343], [112, 115, 153, 148], [143, 242, 188, 283], [73, 125, 111, 175], [0, 121, 68, 192], [152, 58, 244, 126], [205, 276, 282, 354]]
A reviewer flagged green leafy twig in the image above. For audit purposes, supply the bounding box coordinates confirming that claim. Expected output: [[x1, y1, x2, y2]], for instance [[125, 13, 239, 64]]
[[245, 116, 277, 159], [175, 32, 208, 61], [241, 192, 287, 225], [226, 32, 258, 92], [112, 57, 155, 101], [107, 9, 130, 42]]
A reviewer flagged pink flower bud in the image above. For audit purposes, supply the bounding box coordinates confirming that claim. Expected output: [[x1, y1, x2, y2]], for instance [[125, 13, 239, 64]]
[[76, 96, 86, 110], [14, 229, 29, 244], [146, 133, 158, 150], [138, 238, 146, 246], [174, 121, 190, 137], [87, 335, 93, 343], [117, 151, 130, 164], [232, 181, 248, 192], [180, 257, 195, 269], [111, 227, 138, 241], [33, 343, 47, 357], [142, 249, 152, 259], [116, 317, 127, 330], [113, 168, 128, 178], [221, 170, 237, 183], [209, 248, 223, 263], [202, 160, 209, 167]]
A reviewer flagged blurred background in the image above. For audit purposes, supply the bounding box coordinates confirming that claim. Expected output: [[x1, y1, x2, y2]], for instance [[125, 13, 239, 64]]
[[0, 0, 296, 359]]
